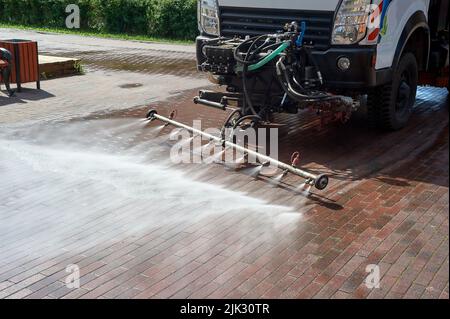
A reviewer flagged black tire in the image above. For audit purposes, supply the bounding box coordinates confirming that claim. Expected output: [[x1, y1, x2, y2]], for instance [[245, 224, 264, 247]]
[[367, 52, 418, 130]]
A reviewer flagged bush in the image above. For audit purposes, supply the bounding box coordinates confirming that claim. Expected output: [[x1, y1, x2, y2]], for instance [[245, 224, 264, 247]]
[[152, 0, 198, 39], [0, 0, 198, 40]]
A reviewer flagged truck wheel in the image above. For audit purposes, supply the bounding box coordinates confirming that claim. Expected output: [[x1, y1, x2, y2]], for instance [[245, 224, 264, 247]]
[[367, 53, 418, 130]]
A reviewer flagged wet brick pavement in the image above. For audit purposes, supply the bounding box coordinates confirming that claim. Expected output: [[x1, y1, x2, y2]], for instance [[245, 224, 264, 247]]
[[0, 29, 448, 299]]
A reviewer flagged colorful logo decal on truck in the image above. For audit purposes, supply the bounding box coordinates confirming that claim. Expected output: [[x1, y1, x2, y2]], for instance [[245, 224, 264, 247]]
[[367, 0, 390, 42]]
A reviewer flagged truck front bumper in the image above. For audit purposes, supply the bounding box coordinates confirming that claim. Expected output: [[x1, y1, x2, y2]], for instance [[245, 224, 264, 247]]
[[196, 36, 393, 90], [311, 47, 392, 90]]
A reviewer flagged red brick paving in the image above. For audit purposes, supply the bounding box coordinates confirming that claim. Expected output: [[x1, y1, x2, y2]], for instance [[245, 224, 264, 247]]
[[0, 62, 448, 300]]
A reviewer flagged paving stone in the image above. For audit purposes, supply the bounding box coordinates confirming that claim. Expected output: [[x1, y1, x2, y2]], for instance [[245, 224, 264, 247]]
[[0, 28, 448, 300]]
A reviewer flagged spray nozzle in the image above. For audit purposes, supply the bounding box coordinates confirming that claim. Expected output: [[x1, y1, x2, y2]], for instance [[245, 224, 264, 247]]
[[164, 110, 178, 127]]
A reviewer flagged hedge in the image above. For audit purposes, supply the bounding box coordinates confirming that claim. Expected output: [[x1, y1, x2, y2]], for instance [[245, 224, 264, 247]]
[[0, 0, 198, 40]]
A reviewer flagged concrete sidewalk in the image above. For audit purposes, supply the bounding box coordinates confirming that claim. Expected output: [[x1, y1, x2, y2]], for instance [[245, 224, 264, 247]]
[[0, 29, 207, 124]]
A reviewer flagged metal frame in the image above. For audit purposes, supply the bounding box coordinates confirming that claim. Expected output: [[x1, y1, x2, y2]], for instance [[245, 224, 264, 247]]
[[146, 109, 330, 191]]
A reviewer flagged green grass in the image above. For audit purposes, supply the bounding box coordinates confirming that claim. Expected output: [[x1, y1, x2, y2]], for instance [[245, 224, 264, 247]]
[[0, 23, 195, 45]]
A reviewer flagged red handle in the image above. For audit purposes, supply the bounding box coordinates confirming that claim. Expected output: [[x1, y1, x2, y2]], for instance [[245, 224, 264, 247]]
[[291, 152, 301, 167], [169, 110, 178, 120]]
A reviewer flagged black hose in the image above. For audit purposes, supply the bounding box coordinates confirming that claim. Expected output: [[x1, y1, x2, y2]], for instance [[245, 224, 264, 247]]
[[234, 32, 349, 111], [234, 33, 293, 117], [236, 33, 338, 116], [242, 65, 259, 116], [220, 109, 242, 139], [232, 115, 262, 130], [224, 109, 242, 128], [240, 35, 274, 116], [234, 34, 286, 66], [303, 47, 324, 85], [234, 35, 268, 65], [276, 57, 342, 103]]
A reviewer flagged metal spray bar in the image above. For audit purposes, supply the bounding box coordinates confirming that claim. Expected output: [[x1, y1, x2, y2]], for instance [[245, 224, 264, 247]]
[[146, 109, 329, 190]]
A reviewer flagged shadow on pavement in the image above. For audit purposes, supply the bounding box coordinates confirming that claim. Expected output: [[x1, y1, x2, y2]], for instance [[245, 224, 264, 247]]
[[0, 88, 55, 106]]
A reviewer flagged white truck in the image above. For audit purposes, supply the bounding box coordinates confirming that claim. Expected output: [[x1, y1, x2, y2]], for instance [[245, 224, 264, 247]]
[[195, 0, 449, 130]]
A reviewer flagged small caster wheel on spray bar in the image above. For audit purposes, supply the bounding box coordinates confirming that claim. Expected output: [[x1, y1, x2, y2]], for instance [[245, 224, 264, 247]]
[[314, 174, 329, 191], [146, 109, 158, 121]]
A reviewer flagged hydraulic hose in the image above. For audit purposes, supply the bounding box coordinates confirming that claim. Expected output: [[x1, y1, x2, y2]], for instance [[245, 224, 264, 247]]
[[276, 56, 345, 103], [240, 36, 287, 116], [232, 115, 262, 130], [248, 41, 291, 71], [220, 109, 242, 139], [238, 37, 292, 116], [242, 65, 259, 116], [236, 33, 350, 115], [234, 35, 269, 65], [303, 47, 324, 85]]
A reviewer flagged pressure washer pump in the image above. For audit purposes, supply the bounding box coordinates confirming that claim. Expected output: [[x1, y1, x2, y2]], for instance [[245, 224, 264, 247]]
[[196, 21, 355, 120]]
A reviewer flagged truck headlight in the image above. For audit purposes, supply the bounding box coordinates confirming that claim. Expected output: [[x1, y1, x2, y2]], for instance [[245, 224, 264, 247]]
[[198, 0, 220, 36], [332, 0, 371, 45]]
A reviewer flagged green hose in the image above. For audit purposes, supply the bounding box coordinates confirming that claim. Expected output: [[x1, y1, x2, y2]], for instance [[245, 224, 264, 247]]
[[248, 41, 291, 72]]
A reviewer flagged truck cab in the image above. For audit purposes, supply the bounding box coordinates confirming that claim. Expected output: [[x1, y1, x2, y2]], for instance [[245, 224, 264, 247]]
[[196, 0, 449, 130]]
